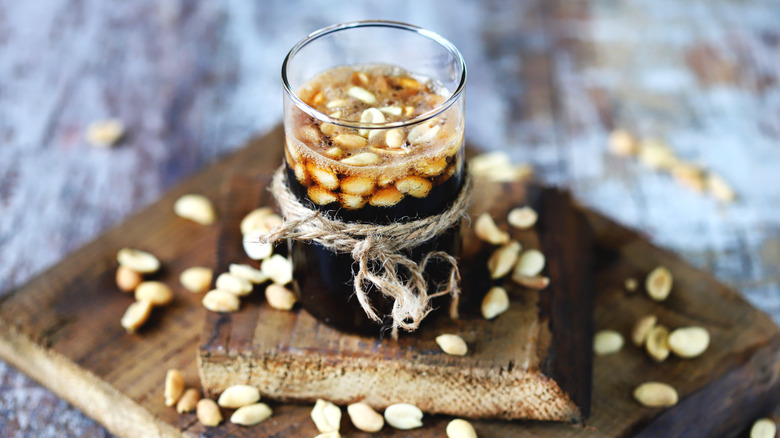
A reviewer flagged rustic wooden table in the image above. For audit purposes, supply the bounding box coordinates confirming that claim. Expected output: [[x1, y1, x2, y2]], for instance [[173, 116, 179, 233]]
[[1, 1, 778, 436]]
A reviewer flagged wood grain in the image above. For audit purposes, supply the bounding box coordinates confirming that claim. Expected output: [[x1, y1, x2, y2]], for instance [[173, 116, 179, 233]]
[[2, 0, 780, 435]]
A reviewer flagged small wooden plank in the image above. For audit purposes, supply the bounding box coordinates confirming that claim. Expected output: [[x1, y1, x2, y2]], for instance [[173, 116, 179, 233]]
[[0, 127, 777, 437], [199, 176, 593, 423]]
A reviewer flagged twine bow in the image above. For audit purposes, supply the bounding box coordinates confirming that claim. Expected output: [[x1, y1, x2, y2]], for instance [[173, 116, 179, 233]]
[[252, 166, 473, 336]]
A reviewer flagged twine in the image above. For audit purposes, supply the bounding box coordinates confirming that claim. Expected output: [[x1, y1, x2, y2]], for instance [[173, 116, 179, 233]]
[[253, 165, 473, 336]]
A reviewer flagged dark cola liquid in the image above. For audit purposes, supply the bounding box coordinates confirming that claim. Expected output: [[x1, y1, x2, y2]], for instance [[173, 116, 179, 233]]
[[287, 163, 464, 335]]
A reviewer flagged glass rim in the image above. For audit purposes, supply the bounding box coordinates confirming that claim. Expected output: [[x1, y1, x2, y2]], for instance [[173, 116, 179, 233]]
[[281, 20, 467, 130]]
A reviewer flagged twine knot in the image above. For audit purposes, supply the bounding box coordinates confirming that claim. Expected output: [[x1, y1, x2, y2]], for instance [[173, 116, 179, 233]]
[[253, 166, 473, 336]]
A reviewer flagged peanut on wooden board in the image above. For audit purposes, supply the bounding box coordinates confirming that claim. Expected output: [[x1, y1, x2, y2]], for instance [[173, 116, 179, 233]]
[[265, 284, 298, 311], [384, 403, 424, 430], [631, 315, 658, 347], [243, 231, 273, 260], [750, 418, 777, 438], [645, 266, 673, 302], [120, 300, 153, 333], [474, 213, 510, 245], [261, 254, 294, 285], [174, 194, 217, 225], [347, 402, 384, 433], [240, 207, 276, 235], [230, 403, 273, 426], [646, 325, 671, 362], [593, 330, 624, 356], [624, 277, 638, 293], [446, 418, 478, 438], [215, 272, 253, 296], [217, 384, 261, 409], [229, 263, 267, 284], [633, 382, 678, 408], [311, 399, 342, 433], [164, 369, 185, 407], [117, 248, 160, 274], [507, 206, 538, 229], [202, 289, 241, 313], [179, 267, 213, 293], [435, 334, 468, 356], [134, 281, 174, 306], [668, 326, 710, 358], [514, 249, 546, 277], [176, 388, 201, 413], [487, 241, 521, 279], [481, 286, 509, 320], [196, 398, 223, 427], [512, 274, 550, 290], [116, 266, 143, 292], [314, 432, 341, 438]]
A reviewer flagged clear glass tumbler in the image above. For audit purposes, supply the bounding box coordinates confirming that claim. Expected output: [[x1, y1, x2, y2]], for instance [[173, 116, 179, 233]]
[[281, 20, 467, 334]]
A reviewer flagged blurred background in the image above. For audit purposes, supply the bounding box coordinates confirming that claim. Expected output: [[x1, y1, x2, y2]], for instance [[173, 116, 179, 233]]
[[1, 0, 779, 435]]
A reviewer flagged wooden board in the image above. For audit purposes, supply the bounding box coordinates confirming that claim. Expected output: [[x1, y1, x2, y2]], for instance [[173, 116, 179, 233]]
[[0, 127, 778, 437], [198, 174, 593, 422]]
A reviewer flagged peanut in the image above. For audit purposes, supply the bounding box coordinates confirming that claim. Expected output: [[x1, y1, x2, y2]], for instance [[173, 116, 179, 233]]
[[633, 382, 678, 408], [265, 284, 297, 310], [174, 194, 217, 225], [436, 334, 468, 356], [347, 86, 376, 104], [646, 266, 673, 301], [229, 263, 267, 284], [240, 207, 275, 234], [196, 398, 222, 427], [215, 272, 253, 296], [593, 330, 624, 356], [164, 369, 185, 407], [385, 128, 406, 149], [446, 418, 478, 438], [176, 388, 201, 413], [511, 274, 550, 289], [86, 119, 125, 148], [341, 152, 380, 166], [631, 315, 658, 347], [347, 402, 384, 433], [514, 249, 546, 277], [311, 399, 342, 433], [243, 230, 273, 260], [488, 241, 521, 279], [474, 213, 509, 245], [217, 384, 260, 409], [608, 129, 638, 156], [117, 248, 160, 274], [120, 300, 153, 333], [230, 403, 273, 426], [707, 173, 736, 202], [624, 277, 638, 292], [116, 266, 143, 292], [202, 289, 240, 313], [481, 286, 509, 320], [668, 326, 710, 358], [261, 254, 293, 285], [179, 267, 213, 293], [507, 206, 538, 229], [134, 281, 173, 306], [646, 325, 671, 362], [750, 418, 777, 438], [384, 403, 423, 430]]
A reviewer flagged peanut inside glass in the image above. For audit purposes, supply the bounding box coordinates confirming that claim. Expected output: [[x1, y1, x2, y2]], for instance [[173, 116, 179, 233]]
[[281, 21, 466, 334]]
